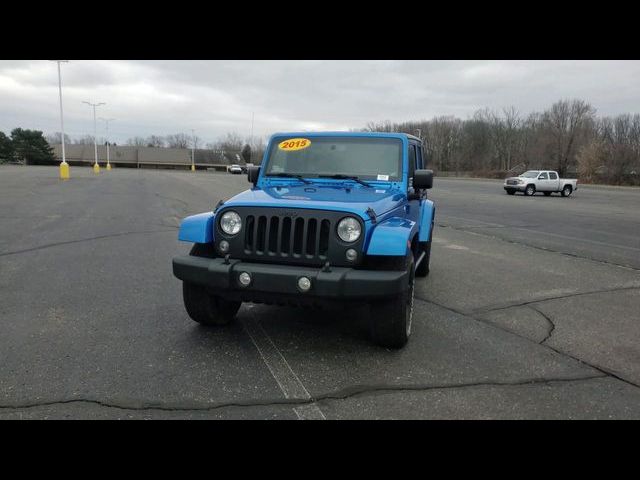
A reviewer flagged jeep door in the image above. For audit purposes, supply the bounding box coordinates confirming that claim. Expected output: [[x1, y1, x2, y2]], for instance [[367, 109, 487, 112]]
[[406, 141, 421, 223]]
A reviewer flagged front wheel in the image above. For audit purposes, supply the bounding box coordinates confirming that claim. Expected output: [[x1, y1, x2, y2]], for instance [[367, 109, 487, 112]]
[[370, 254, 415, 349], [183, 282, 241, 326], [524, 184, 536, 196], [506, 189, 516, 195]]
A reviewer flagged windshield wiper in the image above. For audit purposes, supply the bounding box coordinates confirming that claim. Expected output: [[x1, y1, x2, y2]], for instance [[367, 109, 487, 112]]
[[318, 174, 372, 188], [265, 173, 312, 184]]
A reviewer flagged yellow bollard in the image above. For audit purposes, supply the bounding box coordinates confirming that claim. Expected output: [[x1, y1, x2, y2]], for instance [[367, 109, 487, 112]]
[[106, 163, 112, 171], [93, 163, 100, 174], [59, 161, 70, 180], [191, 164, 195, 171]]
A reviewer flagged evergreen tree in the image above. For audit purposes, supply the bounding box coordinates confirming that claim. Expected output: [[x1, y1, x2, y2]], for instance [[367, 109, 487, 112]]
[[0, 131, 14, 163], [241, 143, 252, 163], [10, 128, 55, 165]]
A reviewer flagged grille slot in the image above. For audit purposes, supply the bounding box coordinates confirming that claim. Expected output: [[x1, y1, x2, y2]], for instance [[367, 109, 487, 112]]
[[243, 213, 330, 262]]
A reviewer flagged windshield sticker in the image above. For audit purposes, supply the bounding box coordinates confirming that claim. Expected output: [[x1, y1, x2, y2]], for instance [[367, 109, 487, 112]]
[[375, 189, 386, 194], [377, 174, 389, 181], [278, 138, 311, 151]]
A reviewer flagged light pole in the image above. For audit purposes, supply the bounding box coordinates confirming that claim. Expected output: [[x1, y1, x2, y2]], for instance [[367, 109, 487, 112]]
[[190, 129, 196, 171], [99, 117, 115, 170], [50, 60, 69, 180], [82, 101, 105, 173]]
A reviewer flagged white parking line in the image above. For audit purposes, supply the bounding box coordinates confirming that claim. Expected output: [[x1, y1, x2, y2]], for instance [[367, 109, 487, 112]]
[[242, 310, 326, 420]]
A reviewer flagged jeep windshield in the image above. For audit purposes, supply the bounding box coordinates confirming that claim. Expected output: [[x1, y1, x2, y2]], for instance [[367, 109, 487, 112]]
[[264, 136, 402, 181]]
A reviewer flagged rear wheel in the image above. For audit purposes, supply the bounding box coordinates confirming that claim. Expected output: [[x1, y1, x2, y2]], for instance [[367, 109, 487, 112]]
[[561, 185, 573, 197], [524, 184, 536, 196], [370, 253, 415, 349]]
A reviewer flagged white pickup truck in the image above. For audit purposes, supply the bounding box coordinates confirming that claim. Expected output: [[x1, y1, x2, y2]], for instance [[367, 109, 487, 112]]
[[504, 170, 578, 197]]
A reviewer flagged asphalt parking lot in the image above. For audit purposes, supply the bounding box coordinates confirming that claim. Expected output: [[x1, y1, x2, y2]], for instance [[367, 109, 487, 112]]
[[1, 165, 639, 419]]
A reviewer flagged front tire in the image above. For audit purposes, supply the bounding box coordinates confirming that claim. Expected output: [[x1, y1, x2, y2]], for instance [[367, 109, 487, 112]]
[[416, 223, 433, 278], [182, 243, 241, 325], [506, 189, 516, 195], [524, 184, 536, 196], [370, 253, 415, 349], [183, 282, 241, 325]]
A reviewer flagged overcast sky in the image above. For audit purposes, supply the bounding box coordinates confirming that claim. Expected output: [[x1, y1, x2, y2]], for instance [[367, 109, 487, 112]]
[[1, 60, 639, 145]]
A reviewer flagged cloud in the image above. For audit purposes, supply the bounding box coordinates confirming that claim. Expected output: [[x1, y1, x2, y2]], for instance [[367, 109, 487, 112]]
[[0, 60, 639, 145]]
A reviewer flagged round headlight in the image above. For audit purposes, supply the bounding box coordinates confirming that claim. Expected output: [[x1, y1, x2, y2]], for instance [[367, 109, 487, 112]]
[[220, 211, 242, 235], [337, 217, 361, 243]]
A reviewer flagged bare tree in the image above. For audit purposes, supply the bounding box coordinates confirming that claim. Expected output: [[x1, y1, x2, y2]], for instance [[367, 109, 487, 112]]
[[74, 134, 96, 145], [45, 132, 71, 145], [126, 136, 147, 147], [542, 99, 596, 176], [146, 135, 166, 148], [165, 133, 190, 149]]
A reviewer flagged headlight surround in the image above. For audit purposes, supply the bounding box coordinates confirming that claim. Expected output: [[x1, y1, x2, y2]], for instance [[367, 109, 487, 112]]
[[220, 211, 242, 235], [337, 217, 361, 243]]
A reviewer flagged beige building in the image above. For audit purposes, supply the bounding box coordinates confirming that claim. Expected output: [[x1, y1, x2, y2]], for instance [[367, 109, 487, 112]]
[[52, 144, 247, 170]]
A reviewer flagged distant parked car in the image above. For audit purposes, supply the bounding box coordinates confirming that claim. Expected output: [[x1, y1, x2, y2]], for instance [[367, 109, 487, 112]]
[[228, 164, 242, 174], [504, 170, 578, 197]]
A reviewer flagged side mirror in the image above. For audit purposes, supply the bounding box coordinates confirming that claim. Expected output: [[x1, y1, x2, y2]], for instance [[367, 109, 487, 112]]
[[248, 166, 261, 186], [413, 169, 433, 189]]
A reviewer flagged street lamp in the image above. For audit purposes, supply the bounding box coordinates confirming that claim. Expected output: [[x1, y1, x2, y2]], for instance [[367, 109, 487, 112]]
[[50, 60, 69, 180], [82, 101, 105, 173], [99, 117, 115, 170], [190, 129, 196, 171]]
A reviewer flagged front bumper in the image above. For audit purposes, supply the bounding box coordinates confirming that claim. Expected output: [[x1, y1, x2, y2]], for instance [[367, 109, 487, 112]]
[[172, 255, 408, 305], [504, 184, 526, 191]]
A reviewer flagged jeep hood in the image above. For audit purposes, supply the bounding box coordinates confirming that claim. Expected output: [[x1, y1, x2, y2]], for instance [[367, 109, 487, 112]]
[[220, 184, 405, 221]]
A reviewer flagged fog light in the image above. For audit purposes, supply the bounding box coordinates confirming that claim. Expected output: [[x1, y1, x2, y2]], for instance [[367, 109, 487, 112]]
[[219, 240, 229, 253], [345, 248, 358, 262], [238, 272, 252, 287], [297, 276, 312, 292]]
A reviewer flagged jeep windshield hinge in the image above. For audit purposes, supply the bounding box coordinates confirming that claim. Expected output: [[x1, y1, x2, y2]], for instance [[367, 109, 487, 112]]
[[366, 207, 377, 224], [214, 200, 225, 213]]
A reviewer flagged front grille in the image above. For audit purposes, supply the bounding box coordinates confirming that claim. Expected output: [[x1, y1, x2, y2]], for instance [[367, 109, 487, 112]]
[[244, 215, 331, 260], [506, 180, 519, 185], [216, 207, 364, 267]]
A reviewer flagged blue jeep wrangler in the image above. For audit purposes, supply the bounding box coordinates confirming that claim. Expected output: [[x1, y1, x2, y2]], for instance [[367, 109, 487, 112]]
[[172, 132, 435, 348]]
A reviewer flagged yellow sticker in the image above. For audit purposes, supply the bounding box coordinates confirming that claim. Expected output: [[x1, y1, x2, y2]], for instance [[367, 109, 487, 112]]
[[278, 138, 311, 151]]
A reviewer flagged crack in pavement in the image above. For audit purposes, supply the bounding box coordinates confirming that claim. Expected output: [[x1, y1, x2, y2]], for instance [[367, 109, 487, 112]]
[[437, 223, 640, 272], [0, 229, 177, 257], [415, 296, 640, 391], [0, 374, 608, 414], [469, 284, 640, 315], [528, 306, 556, 344]]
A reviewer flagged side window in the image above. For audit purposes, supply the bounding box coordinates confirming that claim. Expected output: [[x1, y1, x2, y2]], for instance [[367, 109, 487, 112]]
[[549, 172, 558, 180], [408, 144, 416, 183], [539, 172, 548, 180], [416, 145, 424, 170]]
